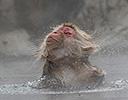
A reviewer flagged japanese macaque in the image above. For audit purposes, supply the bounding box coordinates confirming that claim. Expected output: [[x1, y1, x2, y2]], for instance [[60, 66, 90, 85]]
[[31, 23, 104, 89]]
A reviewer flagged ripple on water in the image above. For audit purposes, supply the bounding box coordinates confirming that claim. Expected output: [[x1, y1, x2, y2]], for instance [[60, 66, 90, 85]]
[[0, 79, 128, 94]]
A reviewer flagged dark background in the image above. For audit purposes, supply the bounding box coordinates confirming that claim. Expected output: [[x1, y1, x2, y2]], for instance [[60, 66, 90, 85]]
[[0, 0, 128, 56], [1, 0, 128, 39]]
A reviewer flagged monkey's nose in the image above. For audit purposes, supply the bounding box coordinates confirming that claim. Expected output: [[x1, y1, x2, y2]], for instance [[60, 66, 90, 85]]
[[49, 32, 60, 37]]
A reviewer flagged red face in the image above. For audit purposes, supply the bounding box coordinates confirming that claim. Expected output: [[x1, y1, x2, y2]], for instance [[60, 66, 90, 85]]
[[46, 27, 76, 45]]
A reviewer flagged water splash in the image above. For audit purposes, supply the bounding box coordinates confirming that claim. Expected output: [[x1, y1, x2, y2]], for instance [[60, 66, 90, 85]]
[[0, 79, 128, 94]]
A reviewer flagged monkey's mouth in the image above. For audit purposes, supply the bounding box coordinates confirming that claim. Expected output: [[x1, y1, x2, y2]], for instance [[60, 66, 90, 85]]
[[46, 37, 59, 44]]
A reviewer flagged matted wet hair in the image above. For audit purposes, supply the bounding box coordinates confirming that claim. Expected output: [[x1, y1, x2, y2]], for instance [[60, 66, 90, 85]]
[[38, 23, 98, 60]]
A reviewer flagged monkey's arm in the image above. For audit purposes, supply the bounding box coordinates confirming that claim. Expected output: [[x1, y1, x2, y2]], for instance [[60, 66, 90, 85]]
[[89, 66, 105, 88], [29, 61, 63, 89]]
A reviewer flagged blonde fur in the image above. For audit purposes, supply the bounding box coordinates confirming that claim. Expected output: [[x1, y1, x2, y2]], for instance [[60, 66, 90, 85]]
[[38, 23, 98, 60]]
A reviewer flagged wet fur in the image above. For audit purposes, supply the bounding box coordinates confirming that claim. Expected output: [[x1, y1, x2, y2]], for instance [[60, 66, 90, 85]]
[[36, 23, 104, 88]]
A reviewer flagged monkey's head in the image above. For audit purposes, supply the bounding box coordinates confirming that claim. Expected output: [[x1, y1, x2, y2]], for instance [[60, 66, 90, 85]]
[[38, 23, 98, 61], [46, 26, 76, 45]]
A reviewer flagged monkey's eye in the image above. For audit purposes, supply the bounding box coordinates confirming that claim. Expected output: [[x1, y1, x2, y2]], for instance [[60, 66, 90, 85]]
[[64, 32, 71, 35], [53, 32, 57, 34]]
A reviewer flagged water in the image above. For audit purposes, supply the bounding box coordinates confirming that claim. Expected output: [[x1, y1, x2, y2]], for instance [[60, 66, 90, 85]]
[[0, 45, 128, 100], [0, 79, 128, 95]]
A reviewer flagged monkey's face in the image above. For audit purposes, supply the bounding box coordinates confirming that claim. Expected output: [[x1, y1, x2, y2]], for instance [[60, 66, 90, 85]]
[[46, 27, 76, 46]]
